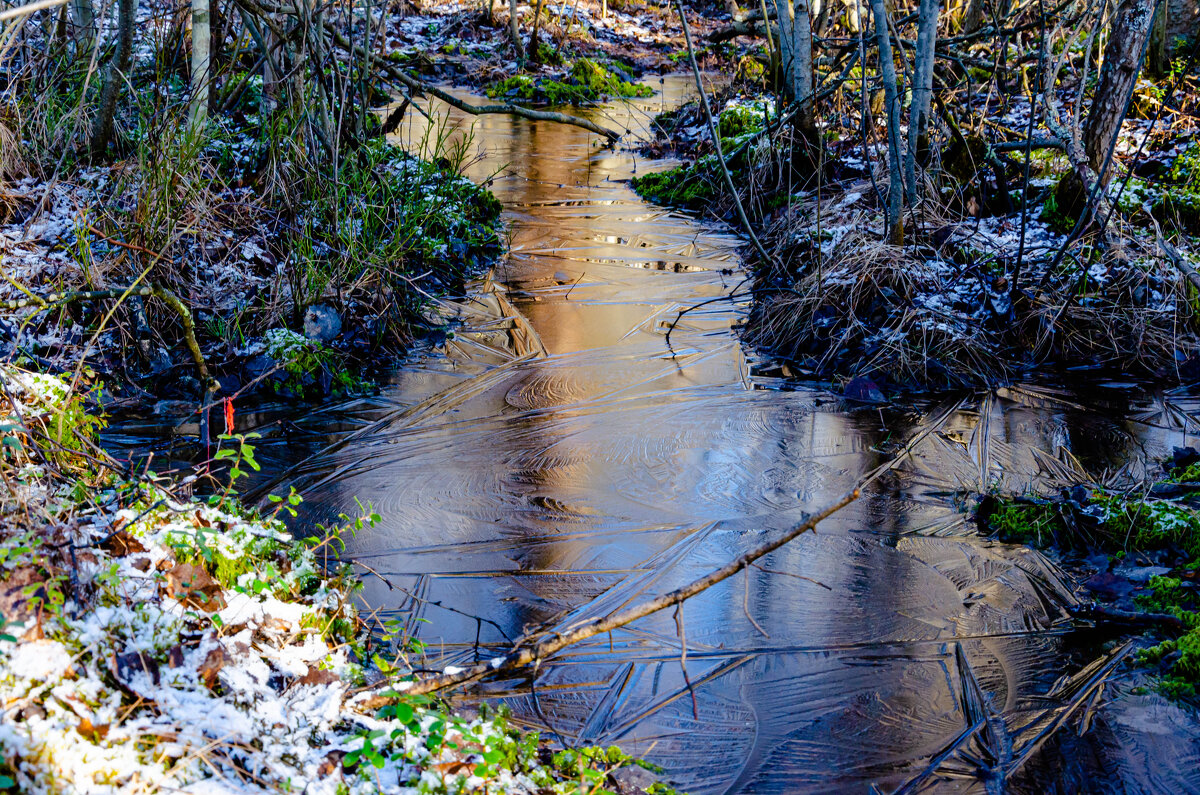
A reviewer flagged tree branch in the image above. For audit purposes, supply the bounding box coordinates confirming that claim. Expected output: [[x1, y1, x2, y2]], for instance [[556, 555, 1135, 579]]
[[354, 488, 859, 705]]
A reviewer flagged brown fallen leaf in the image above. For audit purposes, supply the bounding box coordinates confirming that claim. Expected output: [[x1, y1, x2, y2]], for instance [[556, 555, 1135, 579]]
[[319, 750, 345, 778], [163, 562, 226, 612], [297, 665, 339, 687], [100, 529, 146, 557], [432, 760, 476, 777], [75, 716, 110, 742], [197, 646, 232, 689]]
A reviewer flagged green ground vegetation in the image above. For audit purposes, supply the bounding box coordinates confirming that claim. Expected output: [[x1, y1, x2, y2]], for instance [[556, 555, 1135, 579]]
[[983, 454, 1200, 703], [486, 59, 652, 105]]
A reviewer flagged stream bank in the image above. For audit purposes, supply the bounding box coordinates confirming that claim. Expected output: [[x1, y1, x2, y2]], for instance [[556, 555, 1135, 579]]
[[0, 364, 680, 793], [630, 58, 1200, 393]]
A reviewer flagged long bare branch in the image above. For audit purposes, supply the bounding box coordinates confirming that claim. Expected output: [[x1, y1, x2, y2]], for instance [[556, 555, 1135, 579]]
[[313, 17, 624, 141], [355, 488, 859, 705]]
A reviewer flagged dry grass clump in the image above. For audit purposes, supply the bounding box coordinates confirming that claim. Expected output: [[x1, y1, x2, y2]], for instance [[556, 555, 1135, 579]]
[[0, 118, 24, 223], [1033, 245, 1199, 377], [747, 172, 1200, 390], [748, 200, 1007, 389]]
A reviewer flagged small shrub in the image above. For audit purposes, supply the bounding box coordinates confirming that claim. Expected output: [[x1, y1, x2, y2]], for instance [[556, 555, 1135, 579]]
[[263, 328, 370, 399]]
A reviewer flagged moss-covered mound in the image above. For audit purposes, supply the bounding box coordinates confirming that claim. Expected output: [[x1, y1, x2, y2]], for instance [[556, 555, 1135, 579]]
[[631, 99, 774, 210], [485, 59, 653, 106], [632, 159, 720, 209]]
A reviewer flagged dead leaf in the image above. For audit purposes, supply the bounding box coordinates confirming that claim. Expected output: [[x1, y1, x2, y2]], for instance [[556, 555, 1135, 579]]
[[319, 750, 345, 777], [100, 529, 146, 557], [297, 665, 339, 687], [75, 717, 110, 742], [163, 563, 226, 612], [197, 645, 231, 689], [433, 760, 475, 776], [166, 644, 185, 668]]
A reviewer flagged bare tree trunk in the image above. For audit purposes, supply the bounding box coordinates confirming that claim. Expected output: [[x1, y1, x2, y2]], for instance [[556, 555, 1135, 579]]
[[69, 0, 95, 54], [961, 0, 986, 32], [773, 0, 819, 164], [509, 0, 524, 62], [528, 0, 544, 61], [793, 0, 815, 125], [90, 0, 137, 158], [773, 0, 796, 97], [1050, 0, 1155, 223], [773, 0, 814, 113], [871, 0, 904, 243], [190, 0, 211, 128], [905, 0, 940, 201], [1082, 0, 1156, 175], [263, 23, 281, 113], [814, 0, 832, 34], [1145, 0, 1169, 76]]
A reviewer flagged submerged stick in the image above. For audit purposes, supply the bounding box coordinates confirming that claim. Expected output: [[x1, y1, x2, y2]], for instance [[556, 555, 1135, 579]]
[[358, 488, 859, 704]]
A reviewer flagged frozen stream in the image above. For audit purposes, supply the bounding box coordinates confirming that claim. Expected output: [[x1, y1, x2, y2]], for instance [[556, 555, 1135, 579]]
[[112, 76, 1200, 792]]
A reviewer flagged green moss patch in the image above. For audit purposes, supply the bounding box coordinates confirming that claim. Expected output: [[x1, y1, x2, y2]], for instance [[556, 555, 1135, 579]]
[[485, 59, 653, 105], [982, 451, 1200, 704], [631, 159, 720, 209]]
